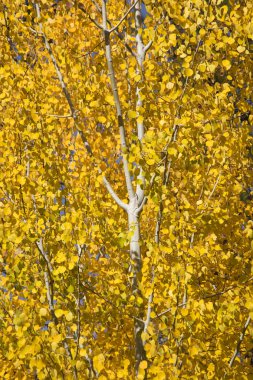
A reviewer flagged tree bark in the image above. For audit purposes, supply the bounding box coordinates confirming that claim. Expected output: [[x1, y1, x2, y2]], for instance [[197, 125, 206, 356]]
[[128, 196, 146, 376]]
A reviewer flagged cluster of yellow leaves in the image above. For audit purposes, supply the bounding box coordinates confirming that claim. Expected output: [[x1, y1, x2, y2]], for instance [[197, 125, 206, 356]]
[[0, 0, 253, 379]]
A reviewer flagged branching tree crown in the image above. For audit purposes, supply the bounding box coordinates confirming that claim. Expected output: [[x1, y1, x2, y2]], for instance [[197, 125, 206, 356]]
[[0, 0, 253, 379]]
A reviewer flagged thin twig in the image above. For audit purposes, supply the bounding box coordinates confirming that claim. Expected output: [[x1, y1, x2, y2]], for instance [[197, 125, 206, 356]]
[[35, 3, 92, 155], [75, 244, 83, 360], [229, 316, 251, 367], [79, 2, 136, 57], [34, 112, 72, 118], [144, 269, 155, 333], [154, 302, 187, 319], [109, 0, 139, 33], [36, 238, 53, 274]]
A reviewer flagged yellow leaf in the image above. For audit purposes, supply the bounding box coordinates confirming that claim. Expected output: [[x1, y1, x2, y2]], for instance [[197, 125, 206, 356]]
[[137, 296, 143, 306], [206, 140, 213, 147], [128, 110, 137, 119], [67, 284, 74, 293], [69, 256, 78, 270], [39, 308, 48, 317], [55, 252, 66, 263], [80, 348, 87, 357], [199, 28, 206, 37], [147, 158, 155, 165], [98, 116, 106, 123], [93, 353, 105, 374], [187, 265, 194, 274], [65, 311, 73, 321], [17, 176, 26, 185], [137, 115, 144, 124], [55, 309, 65, 318], [181, 308, 189, 316], [222, 59, 231, 70], [139, 360, 148, 369], [237, 46, 245, 53], [31, 112, 39, 123], [185, 68, 193, 77], [53, 334, 62, 344], [90, 100, 99, 107], [245, 301, 253, 310], [57, 265, 67, 274], [226, 37, 235, 45], [189, 345, 200, 357], [198, 63, 206, 72], [62, 222, 72, 230], [120, 63, 126, 70], [166, 81, 174, 89], [105, 95, 114, 106], [34, 359, 45, 371], [117, 369, 127, 378], [168, 147, 177, 156], [206, 302, 213, 311], [76, 360, 84, 370], [157, 372, 166, 380], [162, 246, 173, 253], [208, 363, 215, 372], [169, 33, 177, 45], [134, 74, 141, 82]]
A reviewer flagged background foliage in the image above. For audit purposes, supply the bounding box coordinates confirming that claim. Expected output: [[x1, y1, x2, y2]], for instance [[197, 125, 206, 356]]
[[0, 0, 253, 378]]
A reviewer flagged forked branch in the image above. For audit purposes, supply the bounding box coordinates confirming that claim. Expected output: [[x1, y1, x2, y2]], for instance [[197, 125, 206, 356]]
[[103, 177, 128, 211], [109, 0, 139, 33]]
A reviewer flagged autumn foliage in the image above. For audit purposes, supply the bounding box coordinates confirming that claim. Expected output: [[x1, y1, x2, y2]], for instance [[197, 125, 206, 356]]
[[1, 0, 253, 379]]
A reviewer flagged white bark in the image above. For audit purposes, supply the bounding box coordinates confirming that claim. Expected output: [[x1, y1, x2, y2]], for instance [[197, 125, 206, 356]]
[[229, 316, 251, 367], [103, 177, 129, 211], [135, 2, 146, 205], [128, 196, 142, 277], [101, 1, 134, 200], [128, 199, 146, 374], [94, 1, 149, 375]]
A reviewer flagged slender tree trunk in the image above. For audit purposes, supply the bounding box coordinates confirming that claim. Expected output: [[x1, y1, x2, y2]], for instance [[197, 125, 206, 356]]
[[99, 1, 150, 376], [128, 197, 146, 375]]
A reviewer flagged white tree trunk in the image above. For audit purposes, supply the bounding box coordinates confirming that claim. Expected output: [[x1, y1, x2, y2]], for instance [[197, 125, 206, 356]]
[[128, 197, 146, 375]]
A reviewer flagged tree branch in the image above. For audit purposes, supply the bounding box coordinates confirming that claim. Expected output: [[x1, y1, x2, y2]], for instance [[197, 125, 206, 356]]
[[34, 112, 72, 118], [153, 302, 187, 319], [144, 269, 155, 333], [79, 2, 136, 57], [109, 0, 139, 33], [103, 177, 128, 211], [91, 0, 101, 13], [101, 0, 134, 199], [77, 2, 103, 29], [75, 244, 83, 360], [36, 238, 53, 274], [144, 40, 153, 52], [136, 195, 147, 213], [35, 3, 92, 155], [134, 0, 147, 206], [229, 316, 251, 367]]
